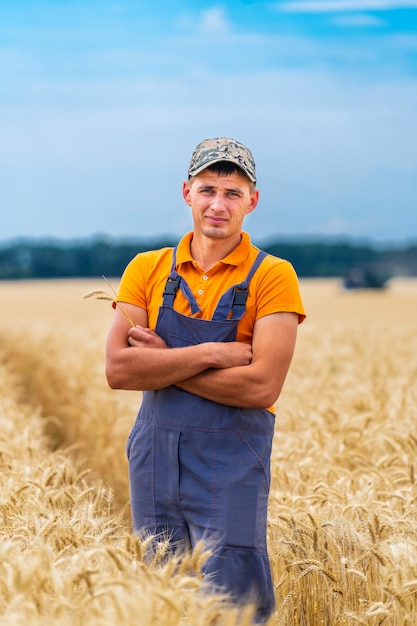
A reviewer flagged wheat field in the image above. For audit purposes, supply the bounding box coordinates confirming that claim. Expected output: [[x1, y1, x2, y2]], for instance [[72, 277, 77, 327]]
[[0, 277, 416, 625]]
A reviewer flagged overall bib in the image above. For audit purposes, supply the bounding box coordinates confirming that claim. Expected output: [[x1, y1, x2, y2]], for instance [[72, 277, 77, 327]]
[[127, 248, 276, 619]]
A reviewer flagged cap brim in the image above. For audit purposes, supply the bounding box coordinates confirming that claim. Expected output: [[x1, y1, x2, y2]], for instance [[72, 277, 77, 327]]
[[188, 157, 256, 183]]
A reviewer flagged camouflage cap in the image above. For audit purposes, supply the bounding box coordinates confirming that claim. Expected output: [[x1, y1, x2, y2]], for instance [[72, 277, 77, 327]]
[[188, 137, 256, 183]]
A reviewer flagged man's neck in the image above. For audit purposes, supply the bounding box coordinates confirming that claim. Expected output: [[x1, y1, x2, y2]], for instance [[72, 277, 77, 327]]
[[190, 233, 242, 272]]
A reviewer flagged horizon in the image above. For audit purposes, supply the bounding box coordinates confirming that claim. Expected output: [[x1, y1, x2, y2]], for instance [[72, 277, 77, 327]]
[[1, 230, 417, 251]]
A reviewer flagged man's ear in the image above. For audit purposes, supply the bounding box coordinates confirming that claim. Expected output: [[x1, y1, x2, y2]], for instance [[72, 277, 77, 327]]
[[246, 189, 259, 215], [182, 180, 192, 206]]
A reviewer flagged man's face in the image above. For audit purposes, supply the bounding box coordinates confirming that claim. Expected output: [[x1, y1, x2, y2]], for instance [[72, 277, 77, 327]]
[[182, 170, 259, 242]]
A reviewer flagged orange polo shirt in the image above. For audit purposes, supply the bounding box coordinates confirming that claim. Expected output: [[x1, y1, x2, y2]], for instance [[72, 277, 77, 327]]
[[117, 231, 306, 346]]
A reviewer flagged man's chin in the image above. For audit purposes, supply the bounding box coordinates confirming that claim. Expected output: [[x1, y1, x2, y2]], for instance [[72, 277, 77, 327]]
[[202, 226, 228, 239]]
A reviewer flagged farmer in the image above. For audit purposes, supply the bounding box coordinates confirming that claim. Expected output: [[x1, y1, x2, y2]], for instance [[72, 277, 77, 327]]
[[105, 137, 306, 621]]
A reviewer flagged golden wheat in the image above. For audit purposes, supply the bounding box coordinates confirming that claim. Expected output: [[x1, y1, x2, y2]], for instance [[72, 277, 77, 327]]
[[0, 277, 416, 624], [83, 275, 135, 327]]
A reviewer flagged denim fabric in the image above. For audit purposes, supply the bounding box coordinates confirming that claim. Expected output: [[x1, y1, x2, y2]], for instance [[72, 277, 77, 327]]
[[127, 249, 275, 620]]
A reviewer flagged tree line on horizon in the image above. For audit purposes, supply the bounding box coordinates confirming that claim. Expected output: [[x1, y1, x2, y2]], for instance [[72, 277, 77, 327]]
[[0, 236, 416, 282]]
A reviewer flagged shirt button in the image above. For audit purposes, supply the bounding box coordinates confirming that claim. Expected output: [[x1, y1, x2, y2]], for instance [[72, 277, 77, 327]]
[[202, 275, 208, 280], [198, 289, 204, 295]]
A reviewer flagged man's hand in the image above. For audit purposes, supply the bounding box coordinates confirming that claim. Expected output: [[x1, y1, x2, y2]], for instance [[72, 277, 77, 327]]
[[176, 312, 299, 408], [209, 341, 252, 368], [107, 304, 297, 401], [128, 325, 169, 349], [128, 324, 252, 368]]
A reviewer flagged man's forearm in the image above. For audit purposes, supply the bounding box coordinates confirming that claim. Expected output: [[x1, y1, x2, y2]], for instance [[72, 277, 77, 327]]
[[107, 343, 216, 391], [176, 362, 280, 409], [106, 341, 252, 391]]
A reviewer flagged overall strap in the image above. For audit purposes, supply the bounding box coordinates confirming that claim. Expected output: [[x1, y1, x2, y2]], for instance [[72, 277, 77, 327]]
[[212, 250, 268, 321], [161, 247, 201, 314]]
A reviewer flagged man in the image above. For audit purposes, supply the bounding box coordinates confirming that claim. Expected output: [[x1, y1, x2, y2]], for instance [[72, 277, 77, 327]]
[[106, 137, 306, 621]]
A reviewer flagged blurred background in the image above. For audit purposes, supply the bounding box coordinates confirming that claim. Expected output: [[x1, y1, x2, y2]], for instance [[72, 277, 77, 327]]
[[1, 0, 416, 279]]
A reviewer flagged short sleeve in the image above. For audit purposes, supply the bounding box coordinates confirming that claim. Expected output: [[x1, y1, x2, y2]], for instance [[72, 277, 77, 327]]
[[254, 256, 306, 324], [117, 253, 150, 310]]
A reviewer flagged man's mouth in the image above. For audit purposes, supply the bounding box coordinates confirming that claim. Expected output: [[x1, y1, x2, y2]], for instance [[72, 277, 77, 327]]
[[205, 215, 226, 226]]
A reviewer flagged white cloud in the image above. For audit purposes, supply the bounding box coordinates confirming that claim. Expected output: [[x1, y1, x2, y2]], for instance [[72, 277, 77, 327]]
[[331, 13, 388, 25], [278, 0, 417, 12], [1, 2, 416, 243], [198, 7, 231, 35], [2, 66, 417, 242]]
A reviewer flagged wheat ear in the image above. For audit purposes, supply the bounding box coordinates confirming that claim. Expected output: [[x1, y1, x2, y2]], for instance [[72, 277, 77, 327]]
[[83, 276, 135, 327]]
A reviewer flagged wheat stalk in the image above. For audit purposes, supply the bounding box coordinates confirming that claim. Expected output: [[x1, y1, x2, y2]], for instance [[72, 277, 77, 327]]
[[84, 276, 135, 327]]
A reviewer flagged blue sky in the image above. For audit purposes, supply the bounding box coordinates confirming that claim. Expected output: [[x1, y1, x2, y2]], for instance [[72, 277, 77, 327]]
[[1, 0, 417, 244]]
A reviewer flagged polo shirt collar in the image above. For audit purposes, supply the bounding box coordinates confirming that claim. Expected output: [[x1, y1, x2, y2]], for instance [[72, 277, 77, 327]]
[[176, 231, 251, 269]]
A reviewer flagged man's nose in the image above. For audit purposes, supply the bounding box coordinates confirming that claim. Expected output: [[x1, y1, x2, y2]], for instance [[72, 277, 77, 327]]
[[210, 193, 225, 209]]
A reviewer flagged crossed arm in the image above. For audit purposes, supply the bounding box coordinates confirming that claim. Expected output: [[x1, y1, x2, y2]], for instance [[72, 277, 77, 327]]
[[105, 303, 298, 409]]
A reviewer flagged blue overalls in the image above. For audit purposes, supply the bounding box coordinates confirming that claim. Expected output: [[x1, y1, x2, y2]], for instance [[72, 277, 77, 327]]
[[127, 248, 276, 620]]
